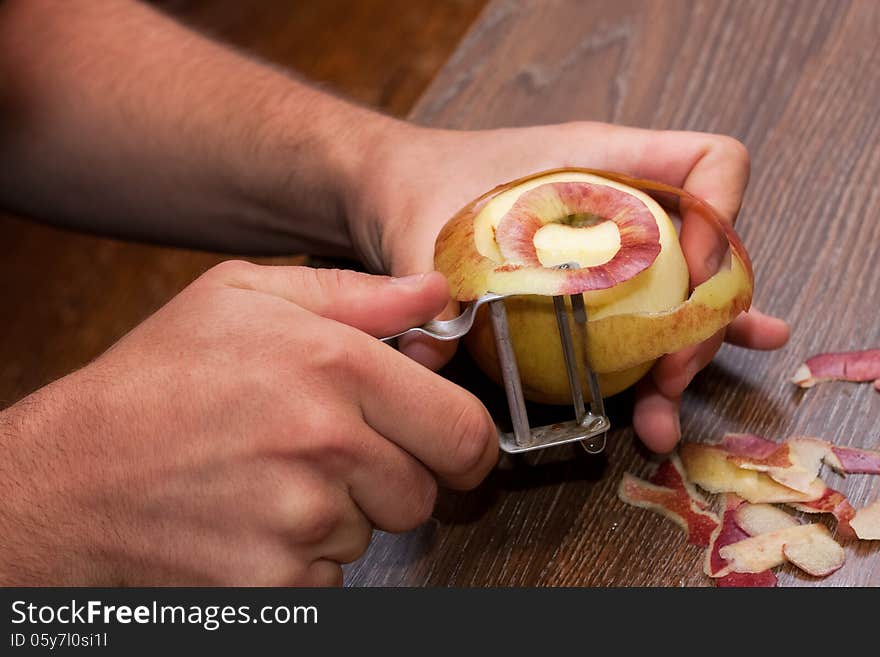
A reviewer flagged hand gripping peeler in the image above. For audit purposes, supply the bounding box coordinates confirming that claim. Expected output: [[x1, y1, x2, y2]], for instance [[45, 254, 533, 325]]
[[382, 264, 610, 455]]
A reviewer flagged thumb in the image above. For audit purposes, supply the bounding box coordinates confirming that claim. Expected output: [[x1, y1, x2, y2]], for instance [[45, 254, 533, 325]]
[[215, 261, 450, 338], [390, 251, 461, 371]]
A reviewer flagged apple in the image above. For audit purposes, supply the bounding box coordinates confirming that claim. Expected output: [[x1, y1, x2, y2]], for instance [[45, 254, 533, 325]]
[[433, 168, 754, 404]]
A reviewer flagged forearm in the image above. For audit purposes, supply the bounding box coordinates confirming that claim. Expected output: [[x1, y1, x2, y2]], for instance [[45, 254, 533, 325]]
[[0, 0, 400, 257]]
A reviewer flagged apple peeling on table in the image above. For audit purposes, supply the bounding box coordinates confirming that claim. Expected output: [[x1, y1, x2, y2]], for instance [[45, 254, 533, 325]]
[[618, 434, 880, 586], [792, 349, 880, 391], [718, 523, 845, 577], [788, 488, 856, 539], [433, 168, 754, 404], [850, 500, 880, 540], [677, 442, 827, 504], [617, 473, 719, 547], [705, 495, 778, 587]]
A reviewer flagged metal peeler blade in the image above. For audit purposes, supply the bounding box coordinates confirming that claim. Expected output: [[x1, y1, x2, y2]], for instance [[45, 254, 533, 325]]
[[490, 275, 609, 454], [381, 292, 508, 343], [380, 263, 610, 455]]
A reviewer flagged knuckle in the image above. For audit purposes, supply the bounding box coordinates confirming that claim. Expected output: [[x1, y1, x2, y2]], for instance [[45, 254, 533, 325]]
[[447, 400, 494, 482], [294, 405, 339, 444], [282, 412, 361, 476], [204, 259, 256, 284], [718, 135, 751, 170], [406, 477, 438, 528], [309, 268, 361, 307], [314, 425, 361, 471], [310, 561, 344, 587], [340, 522, 374, 564], [311, 333, 366, 379], [293, 495, 343, 544]]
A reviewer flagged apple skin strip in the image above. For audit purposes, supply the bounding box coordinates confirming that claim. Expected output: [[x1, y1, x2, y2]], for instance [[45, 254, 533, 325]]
[[704, 495, 778, 587], [718, 523, 845, 578], [823, 445, 880, 475], [789, 488, 857, 539], [792, 349, 880, 390], [850, 500, 880, 540], [434, 168, 753, 374], [618, 472, 719, 547], [722, 434, 828, 494], [701, 435, 862, 534], [649, 454, 711, 511], [722, 432, 880, 476], [679, 443, 825, 504]]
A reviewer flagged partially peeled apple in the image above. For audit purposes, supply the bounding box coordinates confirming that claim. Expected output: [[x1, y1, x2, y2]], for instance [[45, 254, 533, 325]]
[[433, 169, 754, 404]]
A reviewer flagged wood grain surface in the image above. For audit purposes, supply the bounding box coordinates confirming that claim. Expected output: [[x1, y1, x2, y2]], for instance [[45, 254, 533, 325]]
[[344, 0, 880, 587]]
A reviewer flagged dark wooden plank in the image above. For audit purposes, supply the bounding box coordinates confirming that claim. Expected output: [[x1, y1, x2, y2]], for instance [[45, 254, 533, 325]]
[[346, 0, 880, 586]]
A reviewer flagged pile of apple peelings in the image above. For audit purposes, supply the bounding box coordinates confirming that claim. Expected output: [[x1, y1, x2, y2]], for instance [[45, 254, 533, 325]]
[[619, 435, 880, 586]]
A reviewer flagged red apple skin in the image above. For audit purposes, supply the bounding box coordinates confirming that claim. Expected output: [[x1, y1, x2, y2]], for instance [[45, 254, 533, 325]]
[[434, 168, 754, 404], [723, 434, 790, 466], [792, 349, 880, 388], [790, 488, 857, 539], [434, 192, 493, 303], [494, 181, 661, 286], [618, 473, 719, 548], [650, 455, 710, 511], [707, 496, 778, 587], [678, 443, 826, 504], [826, 445, 880, 474], [435, 167, 754, 302]]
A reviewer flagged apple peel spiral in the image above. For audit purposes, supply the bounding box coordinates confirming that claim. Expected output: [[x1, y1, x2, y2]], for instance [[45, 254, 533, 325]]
[[433, 168, 754, 403]]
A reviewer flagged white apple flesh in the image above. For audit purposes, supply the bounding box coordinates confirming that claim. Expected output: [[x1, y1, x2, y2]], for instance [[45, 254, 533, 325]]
[[718, 523, 845, 577], [434, 168, 754, 404], [850, 500, 880, 540], [679, 443, 826, 504]]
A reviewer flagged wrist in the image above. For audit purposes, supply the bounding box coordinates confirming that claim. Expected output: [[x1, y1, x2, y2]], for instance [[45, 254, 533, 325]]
[[233, 79, 410, 260], [344, 120, 444, 273], [0, 378, 109, 585]]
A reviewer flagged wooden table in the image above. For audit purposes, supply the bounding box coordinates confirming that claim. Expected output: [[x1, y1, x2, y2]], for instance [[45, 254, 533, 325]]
[[345, 0, 880, 587]]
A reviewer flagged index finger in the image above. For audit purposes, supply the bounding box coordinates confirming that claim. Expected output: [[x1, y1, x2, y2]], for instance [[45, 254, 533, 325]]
[[352, 332, 499, 490]]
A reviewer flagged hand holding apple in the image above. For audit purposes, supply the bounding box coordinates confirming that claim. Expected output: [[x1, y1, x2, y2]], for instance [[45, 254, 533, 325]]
[[351, 121, 790, 452]]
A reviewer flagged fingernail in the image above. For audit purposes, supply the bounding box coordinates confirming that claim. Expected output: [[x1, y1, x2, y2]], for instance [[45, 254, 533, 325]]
[[391, 273, 427, 287]]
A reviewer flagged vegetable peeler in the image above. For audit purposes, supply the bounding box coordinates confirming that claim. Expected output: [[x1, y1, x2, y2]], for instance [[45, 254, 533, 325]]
[[383, 264, 610, 455]]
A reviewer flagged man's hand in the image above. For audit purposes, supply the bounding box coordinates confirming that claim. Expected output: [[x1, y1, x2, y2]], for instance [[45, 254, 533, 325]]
[[350, 122, 790, 453], [0, 0, 785, 457], [0, 264, 497, 585]]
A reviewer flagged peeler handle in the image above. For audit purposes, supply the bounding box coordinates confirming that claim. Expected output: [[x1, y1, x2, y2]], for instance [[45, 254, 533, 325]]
[[380, 293, 506, 343]]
